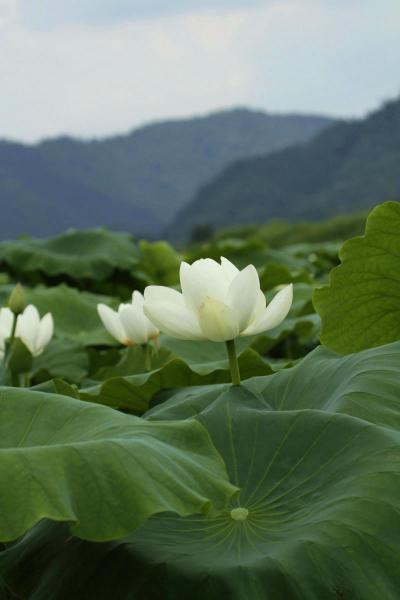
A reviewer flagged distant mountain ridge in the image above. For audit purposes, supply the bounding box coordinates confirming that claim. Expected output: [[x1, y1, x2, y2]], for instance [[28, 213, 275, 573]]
[[0, 109, 334, 239], [169, 97, 400, 240]]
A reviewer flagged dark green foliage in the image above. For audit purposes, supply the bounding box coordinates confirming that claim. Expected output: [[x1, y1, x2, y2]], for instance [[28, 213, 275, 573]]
[[0, 229, 182, 295], [0, 229, 139, 282], [3, 342, 400, 599], [189, 223, 214, 243], [171, 97, 400, 239], [213, 212, 367, 247], [1, 204, 399, 598]]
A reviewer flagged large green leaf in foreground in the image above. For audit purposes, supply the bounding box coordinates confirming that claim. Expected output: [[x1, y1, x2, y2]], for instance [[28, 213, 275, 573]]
[[4, 343, 400, 599], [245, 340, 400, 430], [146, 340, 400, 431], [314, 201, 400, 353], [0, 388, 236, 543], [115, 409, 400, 600]]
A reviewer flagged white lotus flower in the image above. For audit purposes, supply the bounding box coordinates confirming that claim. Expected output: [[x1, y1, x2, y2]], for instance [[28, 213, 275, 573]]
[[0, 307, 14, 360], [143, 257, 293, 343], [97, 291, 160, 346], [15, 305, 54, 357]]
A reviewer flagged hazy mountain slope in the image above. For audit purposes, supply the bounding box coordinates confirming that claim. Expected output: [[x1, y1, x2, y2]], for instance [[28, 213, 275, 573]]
[[0, 109, 334, 239], [169, 98, 400, 240], [0, 142, 156, 239]]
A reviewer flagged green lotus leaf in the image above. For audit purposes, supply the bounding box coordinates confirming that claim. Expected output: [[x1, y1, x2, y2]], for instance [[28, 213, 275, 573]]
[[3, 385, 399, 599], [247, 283, 319, 357], [259, 262, 312, 290], [35, 378, 80, 399], [80, 346, 272, 413], [25, 285, 117, 346], [125, 405, 400, 600], [31, 339, 89, 384], [250, 313, 320, 356], [0, 284, 118, 346], [0, 228, 139, 282], [137, 240, 181, 286], [244, 340, 400, 431], [0, 387, 237, 543], [152, 340, 400, 432], [90, 346, 171, 380], [314, 201, 400, 353], [160, 336, 252, 371], [0, 338, 33, 386]]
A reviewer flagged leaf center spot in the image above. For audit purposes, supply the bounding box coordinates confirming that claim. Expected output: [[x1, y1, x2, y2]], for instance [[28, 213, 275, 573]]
[[230, 507, 249, 521]]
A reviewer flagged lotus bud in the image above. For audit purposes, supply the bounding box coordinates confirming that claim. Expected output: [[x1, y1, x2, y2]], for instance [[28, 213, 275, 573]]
[[8, 283, 26, 316]]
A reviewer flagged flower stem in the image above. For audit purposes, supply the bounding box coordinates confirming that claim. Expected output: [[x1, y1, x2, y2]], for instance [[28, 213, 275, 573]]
[[4, 313, 17, 364], [225, 339, 241, 385], [5, 314, 17, 358], [143, 343, 152, 372], [23, 372, 31, 387], [3, 314, 19, 387]]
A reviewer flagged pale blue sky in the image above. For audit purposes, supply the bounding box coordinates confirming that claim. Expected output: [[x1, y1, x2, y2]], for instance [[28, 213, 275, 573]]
[[1, 0, 399, 141]]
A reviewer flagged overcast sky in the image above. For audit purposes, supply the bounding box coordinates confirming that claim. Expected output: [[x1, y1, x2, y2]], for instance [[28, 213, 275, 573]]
[[1, 0, 399, 142]]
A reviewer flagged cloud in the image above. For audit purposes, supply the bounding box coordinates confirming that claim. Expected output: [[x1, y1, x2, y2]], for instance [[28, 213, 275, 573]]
[[240, 0, 400, 116], [18, 0, 270, 29], [0, 0, 18, 27], [0, 8, 252, 141], [0, 0, 399, 142]]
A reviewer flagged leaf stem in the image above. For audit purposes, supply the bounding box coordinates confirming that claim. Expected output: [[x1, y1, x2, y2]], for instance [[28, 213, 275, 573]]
[[225, 339, 241, 385], [143, 343, 152, 372], [285, 336, 293, 359]]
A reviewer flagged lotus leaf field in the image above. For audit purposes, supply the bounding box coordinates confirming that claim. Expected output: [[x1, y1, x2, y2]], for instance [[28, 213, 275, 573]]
[[0, 202, 400, 599]]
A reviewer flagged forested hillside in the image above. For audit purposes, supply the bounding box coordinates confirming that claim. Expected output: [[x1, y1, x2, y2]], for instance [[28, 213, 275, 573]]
[[0, 109, 333, 240], [170, 97, 400, 240]]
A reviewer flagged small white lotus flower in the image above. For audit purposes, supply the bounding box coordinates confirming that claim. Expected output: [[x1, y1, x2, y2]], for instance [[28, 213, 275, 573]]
[[144, 257, 293, 343], [97, 291, 160, 346], [0, 307, 14, 360], [15, 305, 54, 357]]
